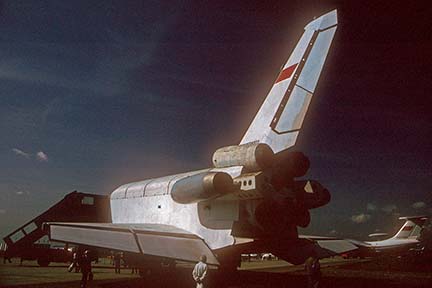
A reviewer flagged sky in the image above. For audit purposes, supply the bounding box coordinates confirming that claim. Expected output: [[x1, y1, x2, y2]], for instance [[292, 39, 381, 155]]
[[0, 1, 431, 240]]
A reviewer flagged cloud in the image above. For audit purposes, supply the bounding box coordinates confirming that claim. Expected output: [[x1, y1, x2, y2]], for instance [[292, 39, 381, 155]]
[[412, 201, 426, 209], [36, 151, 48, 162], [11, 148, 49, 162], [367, 203, 377, 211], [382, 204, 397, 214], [11, 148, 30, 158], [0, 41, 158, 97], [15, 190, 30, 196], [351, 214, 371, 224]]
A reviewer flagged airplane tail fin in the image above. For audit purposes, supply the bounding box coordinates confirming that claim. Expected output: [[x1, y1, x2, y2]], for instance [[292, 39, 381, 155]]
[[392, 216, 428, 239], [240, 10, 337, 153]]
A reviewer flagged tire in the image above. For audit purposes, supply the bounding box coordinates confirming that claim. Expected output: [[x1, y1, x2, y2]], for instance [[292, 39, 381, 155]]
[[37, 258, 50, 267], [139, 265, 159, 279]]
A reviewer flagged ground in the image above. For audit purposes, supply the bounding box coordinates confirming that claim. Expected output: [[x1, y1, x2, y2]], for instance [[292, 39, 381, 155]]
[[1, 256, 431, 288]]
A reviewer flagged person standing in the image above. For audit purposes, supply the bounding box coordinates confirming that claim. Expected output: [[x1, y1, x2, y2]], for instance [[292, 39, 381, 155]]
[[305, 255, 321, 288], [79, 250, 92, 288], [192, 255, 208, 288], [113, 252, 122, 274], [130, 260, 138, 275], [68, 249, 80, 273]]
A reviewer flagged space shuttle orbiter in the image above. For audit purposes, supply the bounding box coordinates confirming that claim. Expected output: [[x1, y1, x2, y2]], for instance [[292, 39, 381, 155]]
[[47, 10, 347, 271]]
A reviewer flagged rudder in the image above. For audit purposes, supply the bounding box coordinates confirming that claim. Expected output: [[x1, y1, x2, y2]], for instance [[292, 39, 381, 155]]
[[393, 216, 428, 239], [240, 10, 338, 153]]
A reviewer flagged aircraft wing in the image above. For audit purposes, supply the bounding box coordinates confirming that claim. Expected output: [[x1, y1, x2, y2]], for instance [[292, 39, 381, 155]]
[[299, 235, 359, 258], [343, 238, 371, 248], [45, 222, 219, 265]]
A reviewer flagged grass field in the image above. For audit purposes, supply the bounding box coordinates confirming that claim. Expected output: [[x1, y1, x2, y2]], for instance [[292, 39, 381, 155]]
[[1, 257, 432, 288], [0, 259, 138, 287]]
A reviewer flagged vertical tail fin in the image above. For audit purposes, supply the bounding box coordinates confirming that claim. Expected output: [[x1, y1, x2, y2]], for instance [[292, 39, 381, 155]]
[[240, 10, 337, 153], [392, 216, 428, 239]]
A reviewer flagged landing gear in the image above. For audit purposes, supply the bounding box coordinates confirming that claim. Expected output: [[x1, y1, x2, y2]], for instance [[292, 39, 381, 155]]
[[214, 256, 241, 287], [138, 266, 153, 278], [218, 254, 241, 274], [138, 258, 176, 282]]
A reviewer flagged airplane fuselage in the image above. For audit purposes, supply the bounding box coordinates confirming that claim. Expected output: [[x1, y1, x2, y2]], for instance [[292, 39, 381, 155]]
[[110, 168, 240, 250], [110, 148, 331, 253], [46, 9, 339, 267]]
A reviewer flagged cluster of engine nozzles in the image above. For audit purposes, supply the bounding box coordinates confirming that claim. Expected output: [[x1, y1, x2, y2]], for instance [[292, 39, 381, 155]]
[[171, 143, 329, 213], [172, 143, 274, 204], [212, 142, 312, 178]]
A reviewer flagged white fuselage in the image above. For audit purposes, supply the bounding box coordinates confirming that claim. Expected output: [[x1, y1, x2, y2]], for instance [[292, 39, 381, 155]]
[[110, 167, 242, 250], [366, 238, 419, 249]]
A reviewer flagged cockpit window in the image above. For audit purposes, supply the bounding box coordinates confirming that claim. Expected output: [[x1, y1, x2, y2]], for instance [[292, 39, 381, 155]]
[[23, 222, 38, 234], [81, 196, 94, 205], [10, 230, 25, 243]]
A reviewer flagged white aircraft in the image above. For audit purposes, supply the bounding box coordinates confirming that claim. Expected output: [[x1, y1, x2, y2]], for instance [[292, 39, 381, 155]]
[[47, 10, 349, 271], [346, 216, 428, 258]]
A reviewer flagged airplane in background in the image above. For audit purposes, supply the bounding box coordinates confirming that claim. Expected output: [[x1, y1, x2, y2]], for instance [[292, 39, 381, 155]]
[[345, 216, 429, 258], [46, 10, 353, 273]]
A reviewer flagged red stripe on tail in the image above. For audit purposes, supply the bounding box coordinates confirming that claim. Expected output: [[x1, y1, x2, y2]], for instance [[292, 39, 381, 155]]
[[275, 63, 298, 83], [402, 226, 413, 231]]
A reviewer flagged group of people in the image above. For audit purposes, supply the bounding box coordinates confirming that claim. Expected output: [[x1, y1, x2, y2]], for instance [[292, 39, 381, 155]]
[[111, 251, 139, 274], [68, 249, 139, 287], [65, 250, 319, 288], [192, 254, 321, 288]]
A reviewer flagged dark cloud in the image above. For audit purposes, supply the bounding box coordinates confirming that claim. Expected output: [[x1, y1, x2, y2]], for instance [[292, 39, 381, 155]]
[[412, 202, 427, 209], [382, 204, 398, 214], [351, 214, 371, 224], [0, 1, 431, 239]]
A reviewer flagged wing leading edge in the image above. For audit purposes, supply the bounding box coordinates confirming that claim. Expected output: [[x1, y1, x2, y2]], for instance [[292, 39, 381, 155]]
[[299, 235, 358, 258], [46, 222, 219, 265]]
